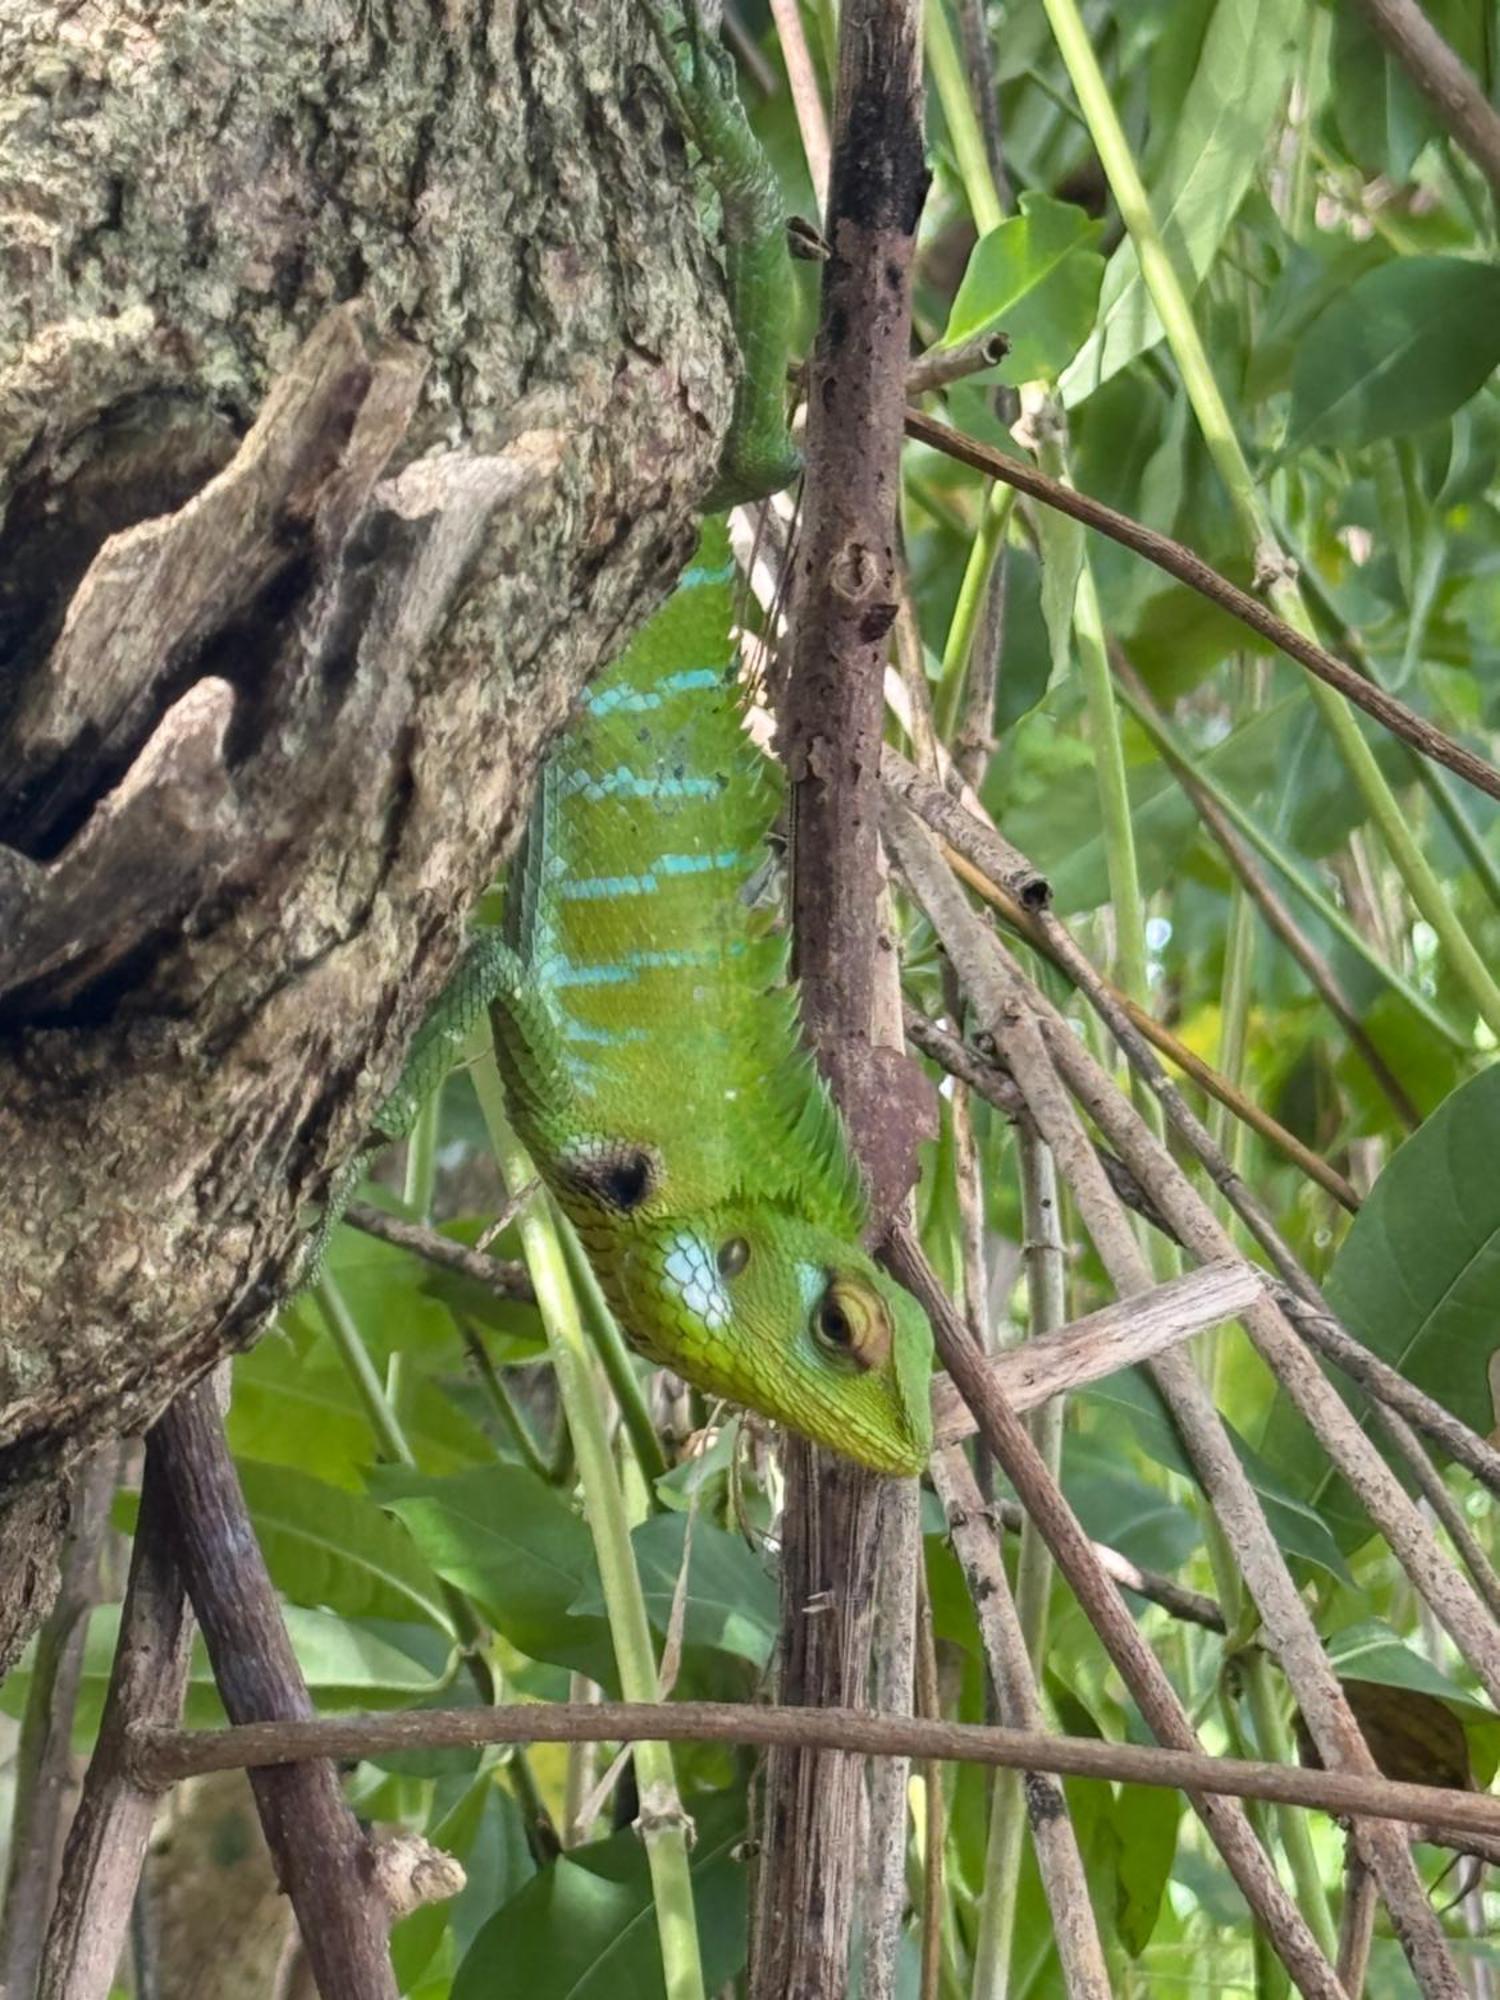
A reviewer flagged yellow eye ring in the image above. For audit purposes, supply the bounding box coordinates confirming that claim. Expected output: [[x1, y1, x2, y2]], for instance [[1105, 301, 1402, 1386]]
[[811, 1276, 892, 1372]]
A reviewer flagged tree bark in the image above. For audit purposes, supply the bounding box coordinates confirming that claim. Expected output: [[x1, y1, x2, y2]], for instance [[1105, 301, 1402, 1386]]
[[0, 0, 739, 1669]]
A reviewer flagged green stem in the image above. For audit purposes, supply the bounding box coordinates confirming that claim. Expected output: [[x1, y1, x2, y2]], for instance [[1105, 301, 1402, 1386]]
[[936, 484, 1016, 742], [1041, 0, 1500, 1043], [1244, 1654, 1340, 1963], [473, 1057, 706, 2000], [457, 1313, 560, 1484], [316, 1274, 498, 1703], [403, 1084, 441, 1218], [924, 0, 1004, 233], [1114, 677, 1470, 1050], [557, 1215, 671, 1488]]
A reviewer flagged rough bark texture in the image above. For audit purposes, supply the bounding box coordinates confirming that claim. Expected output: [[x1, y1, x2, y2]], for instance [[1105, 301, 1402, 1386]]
[[0, 0, 739, 1670]]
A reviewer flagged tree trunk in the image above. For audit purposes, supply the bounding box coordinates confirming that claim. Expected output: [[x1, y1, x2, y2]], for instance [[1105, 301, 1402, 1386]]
[[0, 0, 736, 1670]]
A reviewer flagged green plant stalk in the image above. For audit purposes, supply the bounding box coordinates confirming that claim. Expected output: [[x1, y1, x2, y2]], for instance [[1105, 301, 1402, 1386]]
[[315, 1274, 498, 1702], [1244, 1652, 1340, 1963], [971, 1129, 1068, 2000], [557, 1213, 670, 1487], [1275, 513, 1500, 919], [403, 1084, 441, 1218], [925, 0, 1004, 234], [1040, 0, 1500, 1043], [472, 1054, 706, 2000], [936, 484, 1016, 743], [456, 1312, 559, 1484], [1113, 676, 1470, 1049]]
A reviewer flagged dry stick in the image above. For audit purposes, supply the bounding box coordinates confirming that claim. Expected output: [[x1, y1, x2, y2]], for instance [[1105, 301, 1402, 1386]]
[[889, 1235, 1350, 2000], [989, 1495, 1225, 1632], [930, 1259, 1268, 1438], [985, 875, 1500, 1715], [1110, 648, 1422, 1133], [1369, 1402, 1500, 1628], [906, 329, 1011, 397], [1350, 0, 1500, 201], [904, 1004, 1182, 1240], [884, 800, 1467, 1999], [935, 773, 1500, 1698], [1338, 1842, 1379, 2000], [131, 1699, 1500, 1842], [893, 755, 1500, 1504], [344, 1200, 535, 1300], [1272, 1289, 1500, 1503], [934, 1447, 1112, 1999], [151, 1378, 398, 2000], [886, 748, 1362, 1212], [759, 2, 928, 1993], [766, 0, 831, 213], [37, 1449, 194, 2000], [2, 1450, 117, 2000], [913, 1578, 947, 2000], [860, 1482, 920, 2000], [903, 406, 1500, 807]]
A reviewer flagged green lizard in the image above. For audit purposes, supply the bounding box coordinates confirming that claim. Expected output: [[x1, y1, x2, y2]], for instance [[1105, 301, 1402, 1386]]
[[323, 4, 933, 1476]]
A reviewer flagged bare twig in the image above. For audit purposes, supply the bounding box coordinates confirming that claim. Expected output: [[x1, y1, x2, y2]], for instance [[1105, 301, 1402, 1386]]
[[934, 1448, 1111, 1998], [886, 748, 1363, 1209], [1110, 647, 1423, 1132], [130, 1702, 1500, 1845], [344, 1200, 535, 1300], [1338, 1840, 1378, 1999], [1276, 1288, 1500, 1501], [884, 798, 1466, 1995], [903, 406, 1500, 805], [1350, 0, 1500, 201], [151, 1378, 398, 2000], [860, 1484, 919, 2000], [38, 1452, 193, 2000], [988, 1497, 1225, 1632], [2, 1451, 117, 2000], [931, 1260, 1267, 1439], [767, 0, 831, 213], [907, 329, 1011, 396]]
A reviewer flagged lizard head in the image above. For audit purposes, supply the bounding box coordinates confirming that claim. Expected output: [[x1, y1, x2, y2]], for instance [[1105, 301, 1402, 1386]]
[[612, 1208, 933, 1474]]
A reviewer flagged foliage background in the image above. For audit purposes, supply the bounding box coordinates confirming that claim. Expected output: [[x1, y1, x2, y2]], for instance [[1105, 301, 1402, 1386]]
[[5, 0, 1500, 1994]]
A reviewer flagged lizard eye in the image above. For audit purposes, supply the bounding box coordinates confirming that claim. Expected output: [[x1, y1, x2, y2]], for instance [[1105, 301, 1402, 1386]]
[[717, 1236, 750, 1278], [811, 1276, 891, 1371]]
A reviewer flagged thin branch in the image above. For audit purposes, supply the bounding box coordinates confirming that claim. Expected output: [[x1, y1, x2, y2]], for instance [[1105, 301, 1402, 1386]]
[[934, 1448, 1112, 1998], [3, 1450, 117, 2000], [904, 406, 1500, 806], [1351, 0, 1500, 201], [889, 1231, 1349, 1997], [151, 1377, 398, 2000], [931, 1259, 1268, 1440], [886, 748, 1363, 1210], [767, 0, 831, 214], [987, 1497, 1225, 1632], [884, 798, 1466, 1995], [907, 329, 1011, 396], [344, 1200, 535, 1301], [128, 1702, 1500, 1845], [38, 1450, 193, 2000], [1275, 1286, 1500, 1501], [1110, 646, 1423, 1133]]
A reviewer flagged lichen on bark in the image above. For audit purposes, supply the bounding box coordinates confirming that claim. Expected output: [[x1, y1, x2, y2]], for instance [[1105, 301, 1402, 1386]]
[[0, 0, 739, 1667]]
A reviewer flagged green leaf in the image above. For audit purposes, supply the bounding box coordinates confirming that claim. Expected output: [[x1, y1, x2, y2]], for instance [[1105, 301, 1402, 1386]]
[[1061, 0, 1302, 403], [1, 1603, 440, 1742], [235, 1458, 457, 1635], [372, 1463, 619, 1687], [230, 1331, 495, 1491], [1286, 257, 1500, 456], [1113, 1782, 1181, 1957], [452, 1790, 748, 2000], [1330, 1, 1441, 181], [569, 1513, 779, 1669], [944, 193, 1103, 385], [1323, 1061, 1500, 1440]]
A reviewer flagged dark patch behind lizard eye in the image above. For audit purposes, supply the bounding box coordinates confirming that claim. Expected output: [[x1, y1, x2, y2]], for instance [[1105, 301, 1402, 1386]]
[[561, 1143, 660, 1213]]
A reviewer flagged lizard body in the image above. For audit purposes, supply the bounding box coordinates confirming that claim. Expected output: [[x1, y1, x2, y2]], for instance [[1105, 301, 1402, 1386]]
[[316, 4, 933, 1475]]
